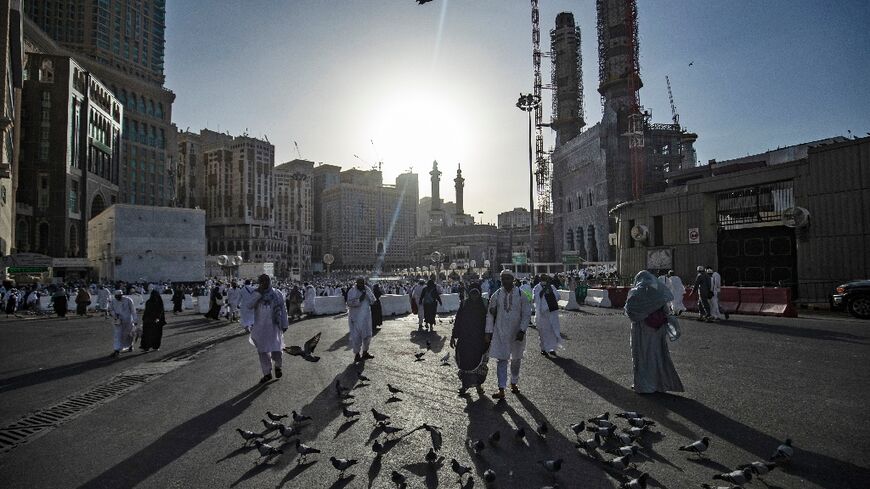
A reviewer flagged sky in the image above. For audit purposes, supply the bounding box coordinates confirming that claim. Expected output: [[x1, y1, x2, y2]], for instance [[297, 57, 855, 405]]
[[165, 0, 870, 223]]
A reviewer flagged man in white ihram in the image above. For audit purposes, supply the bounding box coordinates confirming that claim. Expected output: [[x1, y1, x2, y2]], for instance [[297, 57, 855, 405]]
[[238, 279, 256, 330], [707, 267, 728, 320], [226, 281, 241, 322], [532, 274, 562, 357], [109, 290, 137, 358], [243, 274, 289, 384], [346, 277, 376, 364], [666, 270, 686, 316], [486, 269, 532, 399], [303, 282, 317, 317]]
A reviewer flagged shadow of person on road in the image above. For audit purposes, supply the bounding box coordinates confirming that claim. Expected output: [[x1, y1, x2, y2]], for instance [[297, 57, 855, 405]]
[[549, 356, 870, 488], [78, 383, 269, 489], [0, 353, 139, 394], [409, 330, 446, 353]]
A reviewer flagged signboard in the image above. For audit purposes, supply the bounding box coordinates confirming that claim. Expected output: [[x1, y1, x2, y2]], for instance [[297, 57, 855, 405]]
[[646, 249, 673, 269], [562, 254, 580, 264], [52, 258, 91, 268], [608, 233, 618, 246], [688, 227, 700, 244], [512, 253, 528, 265], [6, 266, 50, 274]]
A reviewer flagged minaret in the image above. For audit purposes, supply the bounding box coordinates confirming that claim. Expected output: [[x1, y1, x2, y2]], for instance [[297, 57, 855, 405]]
[[430, 160, 442, 211], [454, 163, 464, 215], [551, 12, 585, 147]]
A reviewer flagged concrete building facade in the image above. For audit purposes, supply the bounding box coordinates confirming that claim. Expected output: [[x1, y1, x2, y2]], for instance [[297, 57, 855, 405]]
[[88, 204, 205, 283], [16, 54, 122, 264], [0, 0, 22, 257], [310, 163, 340, 271], [612, 136, 868, 304], [274, 159, 313, 278], [24, 4, 176, 207], [321, 169, 417, 270]]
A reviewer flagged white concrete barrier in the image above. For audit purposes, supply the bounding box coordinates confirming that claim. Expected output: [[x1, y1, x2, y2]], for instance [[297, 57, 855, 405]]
[[584, 288, 612, 308], [162, 295, 174, 312], [197, 296, 211, 314], [313, 295, 346, 316], [380, 294, 411, 316], [558, 289, 581, 311], [38, 296, 52, 313], [183, 296, 194, 310], [437, 293, 461, 313]]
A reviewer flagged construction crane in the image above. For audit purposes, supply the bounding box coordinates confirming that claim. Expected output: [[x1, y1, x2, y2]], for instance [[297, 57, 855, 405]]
[[666, 75, 679, 126], [293, 140, 303, 159], [530, 0, 552, 257]]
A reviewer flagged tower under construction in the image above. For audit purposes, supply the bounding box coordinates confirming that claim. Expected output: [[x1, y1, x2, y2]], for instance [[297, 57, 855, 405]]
[[550, 12, 585, 148]]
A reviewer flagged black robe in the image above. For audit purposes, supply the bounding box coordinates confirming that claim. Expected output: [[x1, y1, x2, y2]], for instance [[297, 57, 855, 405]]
[[204, 287, 222, 319], [371, 285, 383, 327], [141, 298, 166, 350], [451, 296, 489, 388], [421, 285, 441, 325]]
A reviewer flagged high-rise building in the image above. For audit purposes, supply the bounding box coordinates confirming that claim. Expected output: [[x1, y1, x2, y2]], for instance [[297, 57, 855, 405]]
[[23, 2, 175, 207], [274, 159, 313, 278], [310, 163, 340, 272], [550, 12, 584, 147], [0, 0, 22, 257], [16, 54, 122, 272], [321, 170, 417, 270]]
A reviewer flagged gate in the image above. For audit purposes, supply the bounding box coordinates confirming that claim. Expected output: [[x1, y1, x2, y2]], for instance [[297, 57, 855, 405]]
[[717, 226, 797, 292]]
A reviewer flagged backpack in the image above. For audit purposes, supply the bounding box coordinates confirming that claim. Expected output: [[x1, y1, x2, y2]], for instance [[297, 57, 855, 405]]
[[543, 286, 559, 312]]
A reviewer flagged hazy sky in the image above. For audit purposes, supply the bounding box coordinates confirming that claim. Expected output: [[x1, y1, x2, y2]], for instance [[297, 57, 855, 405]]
[[165, 0, 870, 222]]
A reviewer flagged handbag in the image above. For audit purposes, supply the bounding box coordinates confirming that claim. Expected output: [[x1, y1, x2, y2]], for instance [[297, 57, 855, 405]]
[[644, 308, 668, 330]]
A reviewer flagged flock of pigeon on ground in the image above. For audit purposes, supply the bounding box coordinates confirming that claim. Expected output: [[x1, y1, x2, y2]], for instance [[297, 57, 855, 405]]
[[232, 327, 795, 488]]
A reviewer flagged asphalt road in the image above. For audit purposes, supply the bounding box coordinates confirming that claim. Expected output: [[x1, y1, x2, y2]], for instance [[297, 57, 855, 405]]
[[0, 306, 868, 488]]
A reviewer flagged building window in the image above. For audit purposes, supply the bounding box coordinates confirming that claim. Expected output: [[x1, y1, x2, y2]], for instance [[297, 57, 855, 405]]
[[587, 188, 593, 207], [69, 180, 79, 214], [39, 59, 54, 83], [38, 175, 50, 209], [653, 215, 663, 247]]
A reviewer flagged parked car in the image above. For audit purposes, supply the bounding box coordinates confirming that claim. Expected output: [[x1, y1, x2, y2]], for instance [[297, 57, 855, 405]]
[[830, 280, 870, 319]]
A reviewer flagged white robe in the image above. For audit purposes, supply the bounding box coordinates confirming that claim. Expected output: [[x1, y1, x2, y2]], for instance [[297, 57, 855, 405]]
[[226, 287, 242, 314], [239, 285, 257, 328], [346, 286, 376, 353], [303, 286, 317, 313], [97, 288, 111, 310], [110, 297, 138, 351], [709, 272, 724, 319], [532, 283, 562, 351], [246, 288, 288, 353], [485, 287, 532, 361], [667, 276, 686, 314]]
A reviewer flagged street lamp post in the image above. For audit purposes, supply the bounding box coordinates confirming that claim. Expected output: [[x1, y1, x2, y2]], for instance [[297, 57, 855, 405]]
[[516, 93, 540, 267]]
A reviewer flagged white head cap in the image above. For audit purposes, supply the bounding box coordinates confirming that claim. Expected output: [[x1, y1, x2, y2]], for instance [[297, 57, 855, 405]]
[[500, 269, 515, 278]]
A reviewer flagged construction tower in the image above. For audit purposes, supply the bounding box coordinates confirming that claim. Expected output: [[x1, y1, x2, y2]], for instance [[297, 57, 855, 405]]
[[550, 12, 585, 148]]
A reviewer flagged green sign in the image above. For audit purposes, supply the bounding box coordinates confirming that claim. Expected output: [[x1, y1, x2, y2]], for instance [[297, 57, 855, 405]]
[[512, 253, 527, 265], [6, 267, 50, 274], [562, 254, 580, 264]]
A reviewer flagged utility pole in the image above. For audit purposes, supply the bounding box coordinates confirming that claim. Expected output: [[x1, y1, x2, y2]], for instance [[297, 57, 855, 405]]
[[516, 93, 541, 264]]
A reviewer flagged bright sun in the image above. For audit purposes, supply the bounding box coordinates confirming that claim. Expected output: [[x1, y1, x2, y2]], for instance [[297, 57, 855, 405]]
[[369, 89, 470, 171]]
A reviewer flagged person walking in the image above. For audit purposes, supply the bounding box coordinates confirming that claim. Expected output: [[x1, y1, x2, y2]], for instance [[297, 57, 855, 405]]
[[109, 290, 137, 357], [52, 287, 69, 319], [204, 283, 222, 320], [624, 271, 684, 394], [666, 270, 686, 316], [485, 269, 532, 399], [346, 277, 376, 363], [97, 286, 111, 316], [421, 279, 442, 332], [691, 265, 713, 322], [707, 267, 728, 320], [171, 287, 184, 314], [303, 282, 317, 317], [243, 274, 289, 384], [140, 289, 166, 352], [286, 285, 304, 321], [532, 274, 562, 356], [371, 282, 384, 330], [450, 285, 489, 395], [75, 287, 91, 316], [410, 279, 425, 329], [226, 281, 242, 322]]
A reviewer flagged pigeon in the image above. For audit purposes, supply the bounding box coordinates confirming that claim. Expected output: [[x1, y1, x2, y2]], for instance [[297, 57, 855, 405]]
[[537, 421, 549, 438], [417, 0, 434, 6], [588, 425, 617, 439], [738, 461, 777, 477], [769, 438, 794, 463], [292, 411, 312, 424], [421, 423, 443, 449], [425, 447, 439, 464], [329, 456, 358, 477], [372, 439, 384, 455], [679, 437, 710, 457], [283, 332, 321, 361], [236, 428, 263, 445], [440, 352, 450, 365], [253, 440, 282, 462], [425, 340, 431, 351], [588, 412, 610, 423], [414, 351, 426, 361], [614, 431, 635, 446], [607, 454, 633, 471], [488, 430, 501, 446], [713, 469, 752, 485], [483, 469, 496, 483], [381, 424, 403, 437], [570, 421, 586, 437], [451, 458, 472, 480], [628, 417, 655, 428], [576, 434, 602, 452], [342, 406, 360, 419], [514, 426, 527, 442], [616, 411, 644, 419], [387, 384, 404, 395], [295, 439, 321, 462], [594, 419, 615, 429], [611, 445, 642, 457], [538, 459, 563, 474], [621, 473, 649, 489], [278, 423, 299, 439], [261, 419, 281, 432], [371, 408, 391, 425], [266, 410, 288, 421], [468, 438, 486, 455], [624, 426, 650, 438], [391, 470, 407, 487]]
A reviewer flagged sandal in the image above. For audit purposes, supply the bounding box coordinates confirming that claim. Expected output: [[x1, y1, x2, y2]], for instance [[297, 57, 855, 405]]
[[510, 383, 520, 393]]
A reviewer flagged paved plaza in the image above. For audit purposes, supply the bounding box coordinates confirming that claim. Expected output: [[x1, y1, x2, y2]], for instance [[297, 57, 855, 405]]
[[0, 308, 868, 488]]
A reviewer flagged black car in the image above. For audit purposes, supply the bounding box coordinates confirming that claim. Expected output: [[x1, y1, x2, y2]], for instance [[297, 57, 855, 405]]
[[830, 280, 870, 319]]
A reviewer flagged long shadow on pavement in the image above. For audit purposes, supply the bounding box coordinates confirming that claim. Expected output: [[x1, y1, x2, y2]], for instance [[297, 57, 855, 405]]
[[0, 353, 139, 393], [77, 383, 269, 489], [707, 318, 868, 345], [550, 356, 870, 488]]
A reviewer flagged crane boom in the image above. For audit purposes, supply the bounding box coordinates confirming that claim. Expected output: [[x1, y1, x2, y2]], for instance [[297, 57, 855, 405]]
[[666, 75, 679, 126]]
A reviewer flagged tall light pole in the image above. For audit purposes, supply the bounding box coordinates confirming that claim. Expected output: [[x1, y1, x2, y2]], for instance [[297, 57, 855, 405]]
[[290, 172, 308, 279], [516, 93, 540, 267]]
